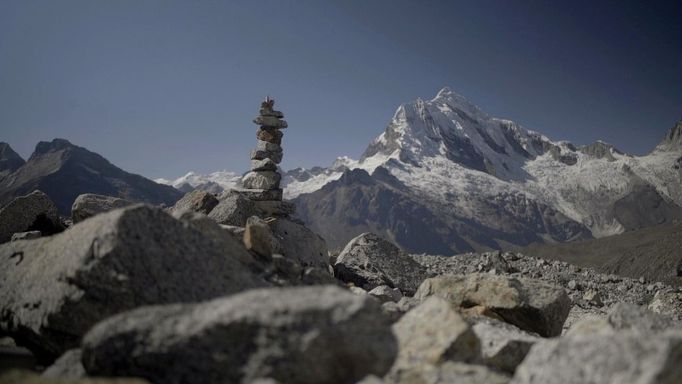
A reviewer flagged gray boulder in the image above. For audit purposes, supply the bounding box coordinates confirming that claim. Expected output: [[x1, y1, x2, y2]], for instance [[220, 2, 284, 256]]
[[170, 210, 261, 270], [0, 205, 266, 360], [415, 274, 571, 337], [511, 331, 682, 384], [71, 194, 133, 223], [334, 233, 429, 295], [207, 192, 256, 226], [169, 190, 218, 215], [469, 316, 540, 373], [82, 286, 397, 384], [271, 218, 328, 269], [0, 190, 63, 243], [42, 349, 85, 379], [390, 296, 479, 374]]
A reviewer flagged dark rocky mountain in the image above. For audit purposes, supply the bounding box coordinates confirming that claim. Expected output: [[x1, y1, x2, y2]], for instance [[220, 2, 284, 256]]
[[0, 139, 182, 215], [0, 142, 25, 179], [656, 119, 682, 151], [294, 166, 590, 254]]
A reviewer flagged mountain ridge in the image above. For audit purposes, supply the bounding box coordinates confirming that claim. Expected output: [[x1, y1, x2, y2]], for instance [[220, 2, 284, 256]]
[[0, 139, 183, 215]]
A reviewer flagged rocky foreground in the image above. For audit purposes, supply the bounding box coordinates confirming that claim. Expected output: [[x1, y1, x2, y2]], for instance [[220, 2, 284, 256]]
[[0, 190, 681, 384]]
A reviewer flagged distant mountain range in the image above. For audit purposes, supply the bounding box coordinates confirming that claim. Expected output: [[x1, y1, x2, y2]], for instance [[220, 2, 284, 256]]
[[165, 88, 682, 254], [5, 88, 680, 255], [0, 139, 182, 215]]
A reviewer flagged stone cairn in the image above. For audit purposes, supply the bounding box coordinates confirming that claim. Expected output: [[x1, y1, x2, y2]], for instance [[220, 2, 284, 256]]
[[242, 96, 287, 199], [238, 97, 295, 217]]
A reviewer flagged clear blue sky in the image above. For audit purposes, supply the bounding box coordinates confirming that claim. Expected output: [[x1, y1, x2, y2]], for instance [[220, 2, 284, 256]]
[[1, 0, 680, 179]]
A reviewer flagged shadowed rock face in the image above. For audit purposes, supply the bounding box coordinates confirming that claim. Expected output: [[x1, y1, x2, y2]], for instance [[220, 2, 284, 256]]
[[0, 139, 182, 215], [0, 190, 63, 243], [0, 142, 25, 178]]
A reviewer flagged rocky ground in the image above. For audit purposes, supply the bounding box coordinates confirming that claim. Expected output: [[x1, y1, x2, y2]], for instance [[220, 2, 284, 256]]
[[0, 189, 681, 384]]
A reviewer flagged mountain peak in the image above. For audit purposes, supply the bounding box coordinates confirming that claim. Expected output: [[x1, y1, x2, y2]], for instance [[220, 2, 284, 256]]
[[0, 142, 25, 175], [656, 119, 682, 151], [34, 138, 77, 154]]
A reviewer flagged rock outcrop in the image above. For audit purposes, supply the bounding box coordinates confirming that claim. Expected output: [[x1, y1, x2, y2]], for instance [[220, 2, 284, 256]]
[[334, 233, 429, 295], [71, 194, 133, 223], [82, 286, 397, 384], [0, 190, 63, 243], [168, 190, 218, 215], [0, 139, 182, 215], [415, 274, 571, 337]]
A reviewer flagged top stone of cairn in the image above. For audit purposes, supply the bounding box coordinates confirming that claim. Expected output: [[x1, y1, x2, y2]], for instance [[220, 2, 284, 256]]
[[254, 97, 287, 128]]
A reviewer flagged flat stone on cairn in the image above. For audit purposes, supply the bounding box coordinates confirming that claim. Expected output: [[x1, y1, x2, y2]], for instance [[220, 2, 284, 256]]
[[243, 97, 287, 200]]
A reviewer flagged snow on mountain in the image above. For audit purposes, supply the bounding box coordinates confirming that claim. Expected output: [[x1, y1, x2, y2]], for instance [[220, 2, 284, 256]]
[[160, 88, 681, 253], [155, 170, 241, 194], [291, 87, 682, 252]]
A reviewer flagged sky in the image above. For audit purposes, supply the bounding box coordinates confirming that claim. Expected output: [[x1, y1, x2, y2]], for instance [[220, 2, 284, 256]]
[[1, 0, 681, 179]]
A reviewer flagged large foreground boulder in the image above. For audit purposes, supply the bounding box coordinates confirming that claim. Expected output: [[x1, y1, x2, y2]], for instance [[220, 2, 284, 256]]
[[0, 205, 266, 360], [70, 194, 133, 223], [415, 274, 571, 337], [0, 190, 63, 243], [82, 286, 398, 384], [511, 331, 682, 384], [334, 233, 429, 295]]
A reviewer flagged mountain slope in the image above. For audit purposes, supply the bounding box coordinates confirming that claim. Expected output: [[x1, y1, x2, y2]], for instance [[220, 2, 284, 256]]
[[293, 88, 682, 253], [0, 139, 183, 214], [521, 221, 682, 287], [0, 143, 25, 179]]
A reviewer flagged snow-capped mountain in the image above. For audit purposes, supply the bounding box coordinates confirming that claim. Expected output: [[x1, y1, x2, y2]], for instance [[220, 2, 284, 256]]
[[162, 88, 682, 254], [155, 171, 241, 194], [293, 88, 682, 253]]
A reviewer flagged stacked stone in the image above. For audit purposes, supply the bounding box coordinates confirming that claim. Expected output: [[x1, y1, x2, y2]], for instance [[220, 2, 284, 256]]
[[241, 97, 287, 201]]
